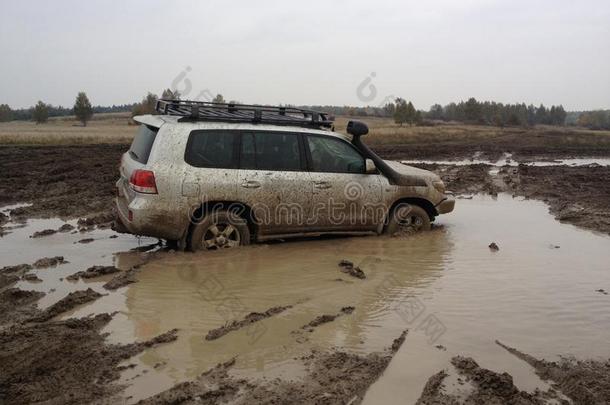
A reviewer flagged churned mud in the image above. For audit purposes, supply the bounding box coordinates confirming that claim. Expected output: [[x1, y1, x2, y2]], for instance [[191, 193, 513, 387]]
[[497, 341, 610, 405], [0, 144, 124, 221], [141, 330, 408, 405], [33, 256, 67, 268], [0, 288, 46, 325], [103, 266, 141, 290], [67, 265, 120, 281], [501, 165, 610, 234], [0, 311, 178, 404], [416, 356, 551, 405], [205, 305, 293, 341], [302, 306, 355, 330], [31, 288, 104, 322]]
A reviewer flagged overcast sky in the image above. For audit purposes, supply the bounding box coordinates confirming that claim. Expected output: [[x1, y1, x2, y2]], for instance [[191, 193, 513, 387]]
[[1, 0, 609, 110]]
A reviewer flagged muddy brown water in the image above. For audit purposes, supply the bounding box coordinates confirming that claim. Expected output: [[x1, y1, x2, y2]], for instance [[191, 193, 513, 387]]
[[2, 195, 610, 403]]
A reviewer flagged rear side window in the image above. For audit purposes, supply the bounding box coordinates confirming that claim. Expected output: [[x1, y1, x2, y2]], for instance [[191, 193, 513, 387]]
[[240, 132, 302, 171], [185, 130, 238, 168], [129, 125, 158, 164]]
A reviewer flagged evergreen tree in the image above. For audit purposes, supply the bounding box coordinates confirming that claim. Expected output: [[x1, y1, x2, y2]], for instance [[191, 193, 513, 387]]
[[0, 104, 13, 122], [393, 98, 408, 126], [73, 92, 93, 126], [32, 101, 49, 124]]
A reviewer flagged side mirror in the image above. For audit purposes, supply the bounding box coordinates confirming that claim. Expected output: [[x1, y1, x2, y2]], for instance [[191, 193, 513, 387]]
[[365, 159, 377, 174]]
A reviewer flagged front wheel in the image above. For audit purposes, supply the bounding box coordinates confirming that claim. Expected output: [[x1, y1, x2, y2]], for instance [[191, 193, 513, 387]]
[[385, 204, 431, 236], [189, 210, 250, 251]]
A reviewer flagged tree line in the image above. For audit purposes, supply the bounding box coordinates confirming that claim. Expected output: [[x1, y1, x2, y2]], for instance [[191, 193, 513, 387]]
[[1, 94, 609, 130]]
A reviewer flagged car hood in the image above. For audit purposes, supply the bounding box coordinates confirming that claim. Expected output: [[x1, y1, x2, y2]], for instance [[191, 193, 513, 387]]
[[383, 160, 440, 185]]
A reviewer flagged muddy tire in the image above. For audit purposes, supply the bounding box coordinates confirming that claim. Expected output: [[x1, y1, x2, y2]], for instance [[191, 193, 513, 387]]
[[386, 204, 431, 235], [189, 210, 250, 251]]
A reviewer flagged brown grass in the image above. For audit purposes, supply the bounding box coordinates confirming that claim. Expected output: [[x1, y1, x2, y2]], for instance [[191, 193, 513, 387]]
[[2, 113, 610, 148], [0, 112, 134, 145], [332, 116, 610, 147]]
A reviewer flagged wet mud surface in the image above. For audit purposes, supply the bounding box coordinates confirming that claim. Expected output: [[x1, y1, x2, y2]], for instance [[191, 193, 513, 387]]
[[373, 127, 610, 162], [0, 312, 178, 404], [1, 140, 610, 404], [0, 144, 124, 225], [141, 330, 408, 405]]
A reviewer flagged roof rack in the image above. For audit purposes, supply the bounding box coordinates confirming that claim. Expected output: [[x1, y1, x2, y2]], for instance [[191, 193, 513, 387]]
[[155, 99, 334, 129]]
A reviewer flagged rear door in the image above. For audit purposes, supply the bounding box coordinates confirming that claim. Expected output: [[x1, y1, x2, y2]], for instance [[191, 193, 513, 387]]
[[238, 131, 312, 236], [181, 130, 240, 209]]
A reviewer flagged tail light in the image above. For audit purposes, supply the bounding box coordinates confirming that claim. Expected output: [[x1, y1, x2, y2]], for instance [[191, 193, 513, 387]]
[[129, 169, 158, 194]]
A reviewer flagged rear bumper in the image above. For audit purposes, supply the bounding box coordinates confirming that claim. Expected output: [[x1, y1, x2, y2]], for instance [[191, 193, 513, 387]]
[[436, 197, 455, 214], [115, 179, 188, 240]]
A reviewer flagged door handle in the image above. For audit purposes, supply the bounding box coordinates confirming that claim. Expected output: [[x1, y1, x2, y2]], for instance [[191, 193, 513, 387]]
[[313, 181, 332, 190], [241, 180, 261, 189]]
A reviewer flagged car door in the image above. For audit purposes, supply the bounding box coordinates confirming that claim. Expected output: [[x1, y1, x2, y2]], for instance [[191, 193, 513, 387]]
[[181, 129, 240, 213], [237, 131, 312, 237], [305, 134, 383, 232]]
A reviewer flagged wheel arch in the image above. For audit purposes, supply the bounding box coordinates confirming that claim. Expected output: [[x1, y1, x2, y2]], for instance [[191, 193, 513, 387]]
[[388, 197, 438, 222], [188, 200, 259, 243]]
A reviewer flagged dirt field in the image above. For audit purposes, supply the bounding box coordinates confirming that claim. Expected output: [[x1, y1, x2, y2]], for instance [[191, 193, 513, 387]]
[[1, 116, 610, 404]]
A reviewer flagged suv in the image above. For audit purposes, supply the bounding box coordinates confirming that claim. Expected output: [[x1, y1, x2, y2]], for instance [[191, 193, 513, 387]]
[[114, 100, 454, 250]]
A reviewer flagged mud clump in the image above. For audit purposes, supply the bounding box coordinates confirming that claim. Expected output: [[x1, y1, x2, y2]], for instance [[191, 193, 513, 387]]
[[67, 265, 120, 281], [30, 228, 57, 238], [488, 242, 500, 251], [22, 273, 42, 282], [415, 370, 456, 405], [31, 288, 103, 322], [1, 264, 34, 288], [33, 256, 67, 268], [58, 223, 75, 232], [390, 330, 408, 353], [0, 312, 179, 404], [205, 305, 292, 341], [138, 358, 244, 405], [302, 306, 355, 330], [103, 266, 140, 290], [338, 260, 366, 279], [417, 356, 549, 404], [497, 340, 610, 405], [0, 288, 45, 325]]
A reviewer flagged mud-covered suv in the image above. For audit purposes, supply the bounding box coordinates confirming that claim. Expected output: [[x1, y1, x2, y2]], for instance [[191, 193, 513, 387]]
[[114, 100, 454, 250]]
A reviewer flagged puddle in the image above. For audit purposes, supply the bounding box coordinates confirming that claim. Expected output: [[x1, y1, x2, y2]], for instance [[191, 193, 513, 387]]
[[0, 216, 158, 308], [400, 152, 610, 167], [2, 195, 610, 403]]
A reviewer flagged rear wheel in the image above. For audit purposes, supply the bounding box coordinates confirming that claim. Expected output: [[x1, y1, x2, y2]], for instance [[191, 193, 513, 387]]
[[386, 204, 431, 235], [189, 210, 250, 251]]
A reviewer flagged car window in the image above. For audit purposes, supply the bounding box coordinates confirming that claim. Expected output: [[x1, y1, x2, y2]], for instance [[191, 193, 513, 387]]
[[185, 130, 238, 168], [129, 124, 158, 164], [240, 132, 301, 171], [307, 135, 365, 173]]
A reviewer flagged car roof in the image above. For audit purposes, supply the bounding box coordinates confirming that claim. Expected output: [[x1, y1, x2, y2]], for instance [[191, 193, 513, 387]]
[[133, 114, 352, 141]]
